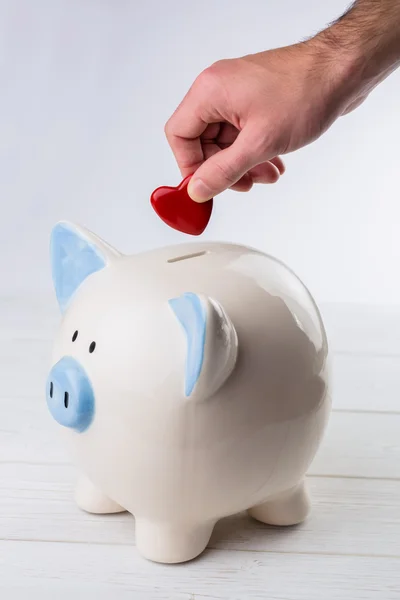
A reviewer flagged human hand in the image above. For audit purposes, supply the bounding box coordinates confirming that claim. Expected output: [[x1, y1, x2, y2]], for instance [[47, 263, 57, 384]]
[[164, 41, 370, 203]]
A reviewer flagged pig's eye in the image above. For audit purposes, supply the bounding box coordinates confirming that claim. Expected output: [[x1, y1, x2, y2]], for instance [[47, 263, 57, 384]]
[[72, 330, 78, 342], [89, 341, 96, 353]]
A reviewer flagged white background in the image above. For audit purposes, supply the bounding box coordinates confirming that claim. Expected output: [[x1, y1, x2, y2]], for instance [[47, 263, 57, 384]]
[[2, 0, 400, 304]]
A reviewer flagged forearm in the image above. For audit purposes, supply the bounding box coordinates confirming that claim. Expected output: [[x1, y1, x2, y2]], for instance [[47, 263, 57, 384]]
[[314, 0, 400, 89]]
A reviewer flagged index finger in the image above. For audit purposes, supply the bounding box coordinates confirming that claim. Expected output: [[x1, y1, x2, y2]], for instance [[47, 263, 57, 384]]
[[164, 83, 210, 177]]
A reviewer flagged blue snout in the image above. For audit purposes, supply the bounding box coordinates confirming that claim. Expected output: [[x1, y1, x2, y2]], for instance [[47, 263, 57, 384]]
[[46, 356, 95, 432]]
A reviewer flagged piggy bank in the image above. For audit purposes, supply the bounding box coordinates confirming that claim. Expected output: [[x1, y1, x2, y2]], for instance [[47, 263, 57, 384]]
[[46, 221, 331, 564]]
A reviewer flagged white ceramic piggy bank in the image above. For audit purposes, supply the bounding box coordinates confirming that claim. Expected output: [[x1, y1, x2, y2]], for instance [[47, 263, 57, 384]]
[[46, 221, 331, 564]]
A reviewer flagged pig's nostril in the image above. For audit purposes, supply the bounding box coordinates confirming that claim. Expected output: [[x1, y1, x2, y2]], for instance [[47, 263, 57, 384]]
[[49, 382, 53, 398], [64, 391, 69, 408]]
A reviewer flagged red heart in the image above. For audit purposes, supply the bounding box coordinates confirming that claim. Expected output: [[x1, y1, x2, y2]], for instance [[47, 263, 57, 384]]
[[150, 175, 213, 236]]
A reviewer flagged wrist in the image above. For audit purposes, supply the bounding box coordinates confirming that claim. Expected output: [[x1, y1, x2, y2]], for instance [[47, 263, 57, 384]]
[[298, 35, 367, 116]]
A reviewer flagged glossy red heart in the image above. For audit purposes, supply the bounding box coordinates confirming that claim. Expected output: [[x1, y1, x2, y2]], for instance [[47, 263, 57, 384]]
[[150, 175, 213, 236]]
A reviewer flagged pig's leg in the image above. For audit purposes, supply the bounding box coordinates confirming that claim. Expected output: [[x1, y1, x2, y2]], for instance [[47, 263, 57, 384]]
[[75, 474, 126, 514], [135, 518, 216, 563], [248, 480, 310, 526]]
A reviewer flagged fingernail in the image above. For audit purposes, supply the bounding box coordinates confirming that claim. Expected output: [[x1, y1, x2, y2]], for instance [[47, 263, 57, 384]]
[[188, 178, 213, 202]]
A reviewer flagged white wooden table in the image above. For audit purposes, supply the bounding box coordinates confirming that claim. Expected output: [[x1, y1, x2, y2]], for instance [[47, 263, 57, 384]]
[[1, 297, 400, 599]]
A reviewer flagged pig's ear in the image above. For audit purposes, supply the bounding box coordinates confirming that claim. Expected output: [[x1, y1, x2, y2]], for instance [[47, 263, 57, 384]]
[[50, 221, 121, 312], [169, 292, 238, 399]]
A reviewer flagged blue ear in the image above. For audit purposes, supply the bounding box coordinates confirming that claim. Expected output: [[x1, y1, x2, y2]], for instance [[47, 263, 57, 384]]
[[51, 223, 106, 312], [169, 293, 206, 397]]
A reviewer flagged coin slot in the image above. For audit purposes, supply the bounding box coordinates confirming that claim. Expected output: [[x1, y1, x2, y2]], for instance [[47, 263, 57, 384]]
[[167, 251, 209, 263]]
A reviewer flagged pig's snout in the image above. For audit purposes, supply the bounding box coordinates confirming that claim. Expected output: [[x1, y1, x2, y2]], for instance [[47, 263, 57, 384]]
[[46, 356, 95, 432]]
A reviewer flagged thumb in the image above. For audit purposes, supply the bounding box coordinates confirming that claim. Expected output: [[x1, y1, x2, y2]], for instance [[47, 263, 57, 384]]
[[187, 127, 264, 202]]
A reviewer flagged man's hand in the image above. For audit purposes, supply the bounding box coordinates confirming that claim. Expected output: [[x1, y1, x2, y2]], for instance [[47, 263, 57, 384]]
[[165, 43, 352, 202], [165, 0, 400, 203]]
